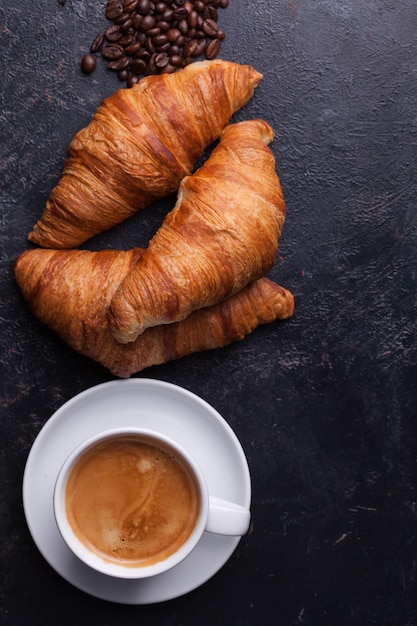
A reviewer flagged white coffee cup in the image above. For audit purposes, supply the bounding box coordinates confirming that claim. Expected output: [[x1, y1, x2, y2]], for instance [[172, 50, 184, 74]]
[[53, 427, 250, 579]]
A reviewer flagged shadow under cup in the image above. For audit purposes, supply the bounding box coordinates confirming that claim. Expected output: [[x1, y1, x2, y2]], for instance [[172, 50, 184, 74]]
[[53, 427, 250, 579]]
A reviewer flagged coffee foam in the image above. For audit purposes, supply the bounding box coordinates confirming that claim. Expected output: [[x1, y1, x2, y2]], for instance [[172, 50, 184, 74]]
[[65, 436, 200, 567]]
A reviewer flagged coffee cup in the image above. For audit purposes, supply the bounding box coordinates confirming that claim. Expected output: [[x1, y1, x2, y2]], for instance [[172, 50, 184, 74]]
[[53, 426, 251, 579]]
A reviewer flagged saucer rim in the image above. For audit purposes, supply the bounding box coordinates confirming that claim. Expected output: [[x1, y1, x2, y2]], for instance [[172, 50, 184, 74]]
[[22, 378, 251, 604]]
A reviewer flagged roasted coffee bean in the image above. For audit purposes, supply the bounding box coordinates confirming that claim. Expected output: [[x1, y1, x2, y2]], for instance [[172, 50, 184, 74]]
[[136, 31, 147, 45], [160, 63, 177, 74], [106, 2, 124, 20], [145, 37, 155, 53], [119, 17, 134, 31], [202, 18, 218, 37], [194, 0, 205, 11], [101, 44, 124, 59], [105, 24, 122, 41], [141, 15, 157, 30], [170, 54, 183, 66], [204, 6, 218, 21], [107, 55, 130, 70], [162, 8, 174, 20], [154, 52, 170, 67], [124, 41, 141, 55], [132, 13, 143, 29], [178, 19, 189, 34], [137, 0, 151, 15], [153, 33, 168, 47], [81, 53, 97, 74], [183, 39, 198, 57], [173, 7, 188, 19], [155, 1, 167, 12], [167, 27, 181, 42], [192, 38, 207, 56], [123, 0, 139, 11], [119, 33, 134, 46], [118, 68, 130, 81], [130, 57, 147, 74], [188, 10, 198, 28], [156, 20, 170, 32], [90, 33, 104, 52], [127, 74, 140, 87], [147, 26, 161, 37], [205, 37, 220, 59]]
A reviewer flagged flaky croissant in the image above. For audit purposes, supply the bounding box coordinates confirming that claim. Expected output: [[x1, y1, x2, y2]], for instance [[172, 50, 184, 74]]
[[14, 248, 294, 378], [108, 118, 286, 344], [28, 60, 262, 249]]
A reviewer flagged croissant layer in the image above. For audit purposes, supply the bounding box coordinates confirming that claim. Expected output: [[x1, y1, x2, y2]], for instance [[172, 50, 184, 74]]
[[108, 118, 286, 343], [14, 248, 294, 378], [28, 60, 263, 249]]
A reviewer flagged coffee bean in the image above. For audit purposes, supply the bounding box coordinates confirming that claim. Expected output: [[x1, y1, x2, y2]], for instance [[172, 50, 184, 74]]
[[167, 27, 181, 42], [119, 17, 134, 31], [188, 10, 198, 28], [154, 52, 170, 68], [205, 37, 220, 59], [123, 0, 139, 11], [127, 74, 140, 87], [147, 26, 161, 37], [118, 68, 130, 81], [162, 8, 174, 20], [105, 24, 122, 41], [137, 0, 151, 15], [170, 54, 183, 66], [183, 39, 198, 57], [141, 15, 157, 30], [156, 20, 170, 32], [173, 7, 188, 20], [107, 56, 130, 70], [119, 33, 134, 46], [81, 53, 97, 74], [132, 13, 143, 29], [101, 44, 124, 59], [192, 38, 207, 56], [106, 2, 123, 20], [90, 33, 104, 52], [124, 41, 142, 55], [178, 19, 189, 35], [153, 33, 168, 47], [202, 18, 218, 37], [130, 57, 147, 74]]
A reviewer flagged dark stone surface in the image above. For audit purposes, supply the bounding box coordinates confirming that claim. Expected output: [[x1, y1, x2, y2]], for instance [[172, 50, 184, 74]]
[[1, 1, 417, 624]]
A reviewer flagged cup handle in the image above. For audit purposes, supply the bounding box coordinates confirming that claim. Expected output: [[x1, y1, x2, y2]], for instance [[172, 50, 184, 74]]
[[205, 496, 251, 536]]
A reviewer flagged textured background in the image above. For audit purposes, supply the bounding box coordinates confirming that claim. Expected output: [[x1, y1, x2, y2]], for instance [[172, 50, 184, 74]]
[[1, 0, 417, 624]]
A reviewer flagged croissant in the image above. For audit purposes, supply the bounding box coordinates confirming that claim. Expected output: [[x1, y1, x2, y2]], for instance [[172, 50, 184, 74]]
[[28, 60, 263, 249], [14, 248, 294, 378], [108, 118, 286, 344]]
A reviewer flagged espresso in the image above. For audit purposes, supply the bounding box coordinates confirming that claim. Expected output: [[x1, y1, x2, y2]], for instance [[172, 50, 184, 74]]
[[65, 435, 200, 567]]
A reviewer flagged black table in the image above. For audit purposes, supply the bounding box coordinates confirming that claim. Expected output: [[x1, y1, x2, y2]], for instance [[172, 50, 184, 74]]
[[1, 1, 417, 624]]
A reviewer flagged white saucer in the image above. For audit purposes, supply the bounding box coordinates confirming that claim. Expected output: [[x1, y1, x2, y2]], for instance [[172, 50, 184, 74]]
[[22, 379, 251, 604]]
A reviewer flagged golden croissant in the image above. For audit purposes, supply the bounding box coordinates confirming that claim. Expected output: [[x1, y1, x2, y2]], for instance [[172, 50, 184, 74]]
[[14, 248, 294, 378], [28, 60, 262, 249], [108, 118, 286, 344]]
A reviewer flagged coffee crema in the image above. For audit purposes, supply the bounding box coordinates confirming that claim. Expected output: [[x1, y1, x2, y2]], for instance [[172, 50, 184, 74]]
[[65, 435, 200, 567]]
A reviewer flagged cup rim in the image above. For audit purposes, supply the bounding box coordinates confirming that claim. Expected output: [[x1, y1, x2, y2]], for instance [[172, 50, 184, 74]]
[[53, 426, 209, 579]]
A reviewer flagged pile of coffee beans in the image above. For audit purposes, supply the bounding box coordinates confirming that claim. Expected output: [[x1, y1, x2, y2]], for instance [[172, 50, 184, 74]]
[[81, 0, 229, 87]]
